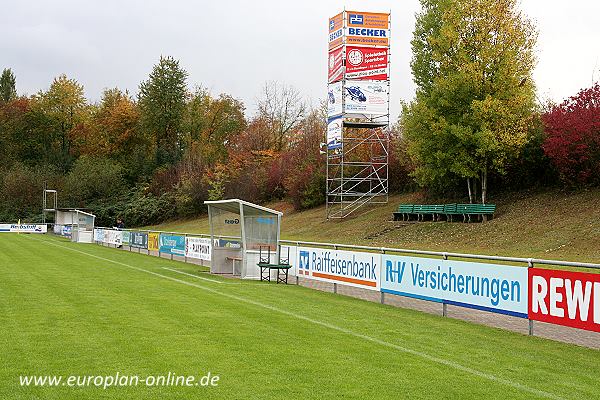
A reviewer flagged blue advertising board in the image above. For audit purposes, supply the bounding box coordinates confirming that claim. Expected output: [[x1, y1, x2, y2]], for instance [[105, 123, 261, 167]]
[[159, 234, 186, 256], [130, 232, 148, 249], [380, 255, 528, 318]]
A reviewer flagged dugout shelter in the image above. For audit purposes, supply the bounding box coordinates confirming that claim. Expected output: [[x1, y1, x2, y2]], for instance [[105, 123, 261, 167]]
[[55, 209, 96, 243], [204, 199, 282, 279]]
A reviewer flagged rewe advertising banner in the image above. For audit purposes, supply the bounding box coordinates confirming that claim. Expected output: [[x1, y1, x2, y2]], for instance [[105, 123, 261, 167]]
[[381, 255, 529, 318], [297, 246, 380, 290], [529, 268, 600, 333], [0, 224, 47, 233], [345, 46, 388, 80], [159, 234, 186, 256]]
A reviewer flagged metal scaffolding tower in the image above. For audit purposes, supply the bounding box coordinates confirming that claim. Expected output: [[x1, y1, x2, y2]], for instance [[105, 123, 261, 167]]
[[326, 120, 389, 219], [325, 10, 391, 219], [42, 182, 57, 224]]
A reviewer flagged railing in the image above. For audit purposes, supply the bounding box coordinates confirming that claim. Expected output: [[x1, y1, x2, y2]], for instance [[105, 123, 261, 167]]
[[86, 226, 600, 342], [94, 226, 600, 270]]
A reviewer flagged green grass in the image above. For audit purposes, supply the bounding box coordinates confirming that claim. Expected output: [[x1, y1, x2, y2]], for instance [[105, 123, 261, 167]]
[[146, 189, 600, 263], [1, 234, 599, 399]]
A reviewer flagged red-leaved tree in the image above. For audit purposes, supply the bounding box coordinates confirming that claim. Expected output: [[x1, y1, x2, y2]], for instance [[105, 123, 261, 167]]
[[542, 84, 600, 186]]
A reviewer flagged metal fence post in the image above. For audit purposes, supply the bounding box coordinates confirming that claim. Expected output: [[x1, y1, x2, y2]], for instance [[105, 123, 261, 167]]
[[184, 233, 187, 263], [333, 282, 338, 294], [528, 258, 534, 336]]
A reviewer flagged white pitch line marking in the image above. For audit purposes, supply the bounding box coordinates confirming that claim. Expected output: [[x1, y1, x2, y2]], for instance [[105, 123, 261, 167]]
[[29, 236, 565, 400], [161, 267, 228, 284]]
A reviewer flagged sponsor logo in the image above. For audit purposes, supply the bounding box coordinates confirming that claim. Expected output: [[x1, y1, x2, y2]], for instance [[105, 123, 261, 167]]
[[348, 14, 364, 25], [299, 251, 310, 270], [348, 28, 387, 37], [529, 268, 600, 333]]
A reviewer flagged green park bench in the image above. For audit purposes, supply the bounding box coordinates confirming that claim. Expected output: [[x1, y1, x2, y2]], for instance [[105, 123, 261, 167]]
[[258, 245, 291, 284], [393, 203, 496, 223], [419, 204, 445, 221], [461, 203, 496, 222], [393, 204, 414, 221]]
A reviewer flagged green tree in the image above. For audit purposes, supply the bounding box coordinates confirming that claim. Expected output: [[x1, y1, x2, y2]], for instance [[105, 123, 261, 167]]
[[183, 88, 246, 164], [402, 0, 538, 203], [0, 68, 17, 102], [36, 74, 88, 170], [138, 56, 188, 167]]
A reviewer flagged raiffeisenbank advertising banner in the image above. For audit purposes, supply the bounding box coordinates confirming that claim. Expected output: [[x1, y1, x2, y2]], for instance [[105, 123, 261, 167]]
[[381, 255, 529, 318], [297, 246, 380, 290]]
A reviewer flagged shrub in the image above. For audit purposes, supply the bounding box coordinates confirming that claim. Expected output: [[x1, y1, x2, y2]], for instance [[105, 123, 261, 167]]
[[542, 84, 600, 186]]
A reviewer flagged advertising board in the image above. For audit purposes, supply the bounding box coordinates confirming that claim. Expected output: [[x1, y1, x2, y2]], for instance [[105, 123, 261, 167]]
[[105, 229, 122, 245], [327, 116, 342, 150], [343, 80, 388, 116], [381, 255, 529, 317], [328, 12, 344, 50], [94, 228, 104, 242], [130, 232, 148, 249], [345, 11, 390, 47], [345, 46, 388, 80], [327, 81, 343, 117], [148, 232, 159, 251], [529, 268, 600, 333], [0, 224, 47, 233], [159, 234, 186, 256], [185, 237, 212, 261], [328, 46, 344, 83], [297, 246, 380, 290], [122, 231, 130, 245]]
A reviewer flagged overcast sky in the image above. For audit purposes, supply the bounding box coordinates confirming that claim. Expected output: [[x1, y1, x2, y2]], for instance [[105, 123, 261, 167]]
[[2, 0, 600, 122]]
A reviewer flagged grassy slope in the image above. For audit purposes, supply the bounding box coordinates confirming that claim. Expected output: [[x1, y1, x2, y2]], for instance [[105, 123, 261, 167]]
[[147, 189, 600, 263], [1, 234, 599, 400]]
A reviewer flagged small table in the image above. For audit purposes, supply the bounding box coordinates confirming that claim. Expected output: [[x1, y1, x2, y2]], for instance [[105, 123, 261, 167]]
[[258, 263, 292, 284]]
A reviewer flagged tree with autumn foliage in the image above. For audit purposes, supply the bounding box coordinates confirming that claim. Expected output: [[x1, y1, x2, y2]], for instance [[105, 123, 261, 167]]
[[402, 0, 538, 203], [542, 83, 600, 186], [35, 74, 89, 170]]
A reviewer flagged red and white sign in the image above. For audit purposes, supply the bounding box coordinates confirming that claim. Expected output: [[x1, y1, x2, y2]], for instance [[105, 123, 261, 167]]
[[528, 268, 600, 333], [328, 47, 344, 83], [345, 46, 388, 80]]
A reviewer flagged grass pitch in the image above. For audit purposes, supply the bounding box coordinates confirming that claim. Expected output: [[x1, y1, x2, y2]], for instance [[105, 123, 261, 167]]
[[1, 234, 599, 400]]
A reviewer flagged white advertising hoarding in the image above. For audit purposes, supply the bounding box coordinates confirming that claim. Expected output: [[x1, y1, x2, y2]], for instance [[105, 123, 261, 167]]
[[0, 224, 47, 233], [297, 246, 380, 290], [343, 80, 388, 116], [327, 116, 342, 149], [327, 81, 343, 117], [381, 255, 528, 317], [185, 237, 212, 261]]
